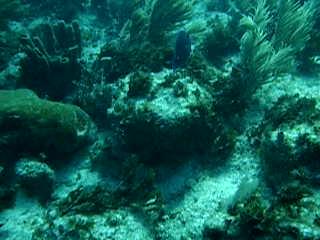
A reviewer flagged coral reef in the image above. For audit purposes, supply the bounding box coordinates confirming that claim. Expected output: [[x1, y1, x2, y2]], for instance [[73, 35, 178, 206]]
[[258, 94, 320, 189], [31, 165, 160, 239], [19, 20, 82, 100], [148, 0, 192, 44], [214, 0, 315, 118], [15, 158, 55, 203], [94, 41, 172, 82], [90, 0, 194, 84], [297, 2, 320, 73], [204, 181, 320, 239], [127, 71, 152, 97], [226, 183, 320, 239], [72, 79, 112, 125], [0, 32, 20, 73], [108, 70, 234, 162], [1, 0, 320, 239], [0, 1, 24, 80], [0, 89, 95, 158]]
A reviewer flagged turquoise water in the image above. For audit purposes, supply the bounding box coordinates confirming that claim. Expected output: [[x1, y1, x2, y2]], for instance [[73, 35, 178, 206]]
[[0, 0, 320, 239]]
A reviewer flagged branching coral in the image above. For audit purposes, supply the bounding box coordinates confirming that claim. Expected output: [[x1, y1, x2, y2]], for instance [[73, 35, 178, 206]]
[[237, 0, 315, 91], [148, 0, 193, 44], [215, 0, 315, 118], [237, 0, 294, 95], [228, 0, 277, 16], [129, 8, 150, 44], [272, 0, 316, 52], [19, 20, 82, 100]]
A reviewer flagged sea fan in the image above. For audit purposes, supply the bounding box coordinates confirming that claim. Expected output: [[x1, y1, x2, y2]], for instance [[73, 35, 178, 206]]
[[148, 0, 193, 44], [237, 0, 315, 95], [217, 0, 316, 117], [272, 0, 316, 52]]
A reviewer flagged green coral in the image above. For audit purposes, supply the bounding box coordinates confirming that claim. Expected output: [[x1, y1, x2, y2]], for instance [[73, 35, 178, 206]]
[[237, 0, 294, 94], [239, 0, 315, 88], [297, 1, 320, 72], [0, 89, 95, 158], [272, 0, 315, 52], [215, 0, 316, 118], [129, 8, 150, 44]]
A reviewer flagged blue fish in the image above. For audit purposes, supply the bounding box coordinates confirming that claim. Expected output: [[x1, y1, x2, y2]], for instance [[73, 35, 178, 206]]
[[172, 30, 191, 70]]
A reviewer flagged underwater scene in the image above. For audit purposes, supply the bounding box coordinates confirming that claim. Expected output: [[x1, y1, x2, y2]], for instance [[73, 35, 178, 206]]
[[1, 0, 320, 239]]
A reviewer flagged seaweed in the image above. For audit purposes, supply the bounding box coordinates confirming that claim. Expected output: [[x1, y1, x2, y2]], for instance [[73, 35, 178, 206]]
[[237, 0, 293, 94], [272, 0, 315, 52], [57, 184, 114, 216], [148, 0, 193, 44], [215, 0, 316, 119], [297, 1, 320, 73], [225, 183, 315, 239]]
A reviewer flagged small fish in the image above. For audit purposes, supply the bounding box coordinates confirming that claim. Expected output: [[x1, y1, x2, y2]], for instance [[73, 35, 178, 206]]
[[172, 30, 191, 70]]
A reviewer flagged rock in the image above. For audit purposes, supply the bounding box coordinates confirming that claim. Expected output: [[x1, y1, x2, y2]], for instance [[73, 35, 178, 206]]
[[259, 94, 320, 188], [109, 71, 234, 163], [0, 89, 96, 158], [15, 158, 55, 202]]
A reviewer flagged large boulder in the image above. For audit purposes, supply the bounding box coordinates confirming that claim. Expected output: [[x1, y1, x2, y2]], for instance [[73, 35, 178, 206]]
[[108, 71, 234, 163], [0, 89, 95, 157], [258, 95, 320, 188], [15, 158, 55, 202]]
